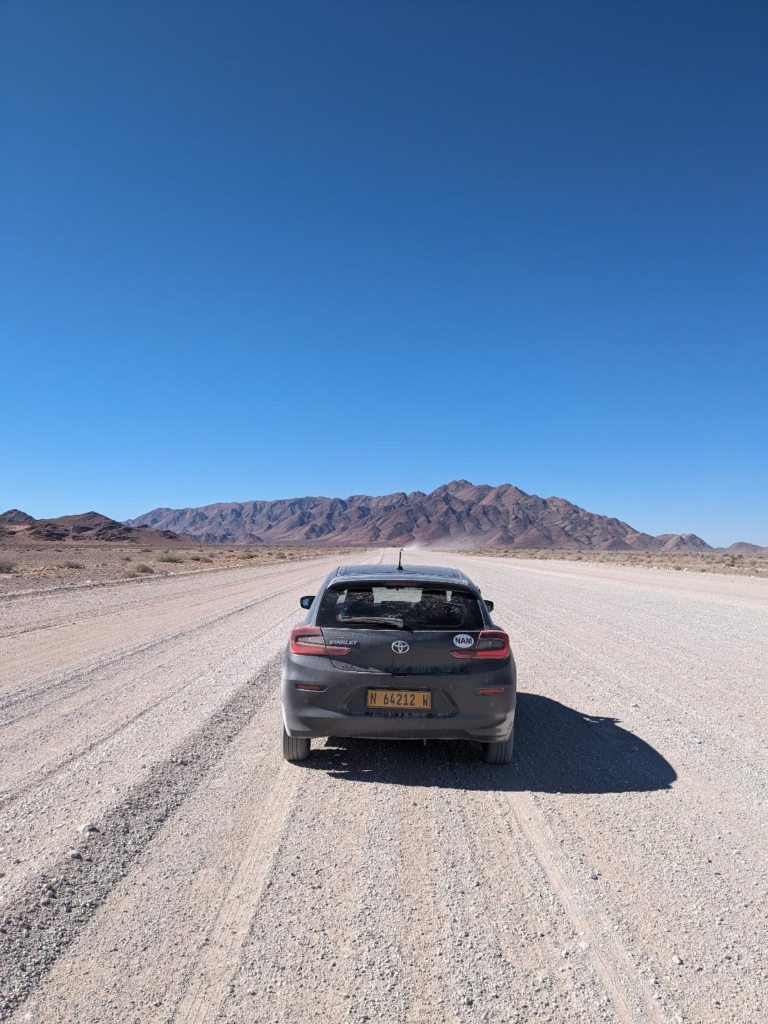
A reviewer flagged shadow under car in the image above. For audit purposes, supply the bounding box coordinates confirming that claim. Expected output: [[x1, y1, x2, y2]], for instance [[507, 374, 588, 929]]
[[302, 692, 677, 795]]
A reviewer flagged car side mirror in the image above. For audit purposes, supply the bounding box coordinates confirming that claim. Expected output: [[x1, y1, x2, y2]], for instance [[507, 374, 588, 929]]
[[484, 599, 494, 612], [299, 595, 315, 610]]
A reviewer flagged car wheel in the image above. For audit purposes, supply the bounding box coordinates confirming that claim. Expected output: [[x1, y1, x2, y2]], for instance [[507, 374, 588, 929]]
[[482, 729, 514, 765], [282, 724, 310, 762]]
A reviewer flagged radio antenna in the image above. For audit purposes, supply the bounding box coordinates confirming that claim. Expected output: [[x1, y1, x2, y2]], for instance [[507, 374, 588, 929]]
[[397, 548, 404, 571]]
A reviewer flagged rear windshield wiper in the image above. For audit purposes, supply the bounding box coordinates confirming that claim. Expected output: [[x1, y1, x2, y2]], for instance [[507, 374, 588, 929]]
[[337, 616, 412, 631]]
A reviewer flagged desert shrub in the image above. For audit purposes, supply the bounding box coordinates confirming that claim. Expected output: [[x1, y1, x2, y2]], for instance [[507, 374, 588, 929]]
[[199, 555, 213, 563], [133, 562, 154, 574], [58, 559, 83, 569], [121, 555, 132, 561], [0, 556, 17, 573], [238, 551, 254, 559], [156, 553, 184, 563], [190, 555, 201, 561], [275, 552, 287, 559]]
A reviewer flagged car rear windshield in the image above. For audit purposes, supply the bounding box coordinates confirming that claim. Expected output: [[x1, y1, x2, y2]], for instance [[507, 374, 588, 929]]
[[317, 582, 484, 631]]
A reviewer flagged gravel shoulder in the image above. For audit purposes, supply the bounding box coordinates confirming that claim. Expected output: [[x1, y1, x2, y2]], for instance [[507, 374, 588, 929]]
[[1, 551, 766, 1023]]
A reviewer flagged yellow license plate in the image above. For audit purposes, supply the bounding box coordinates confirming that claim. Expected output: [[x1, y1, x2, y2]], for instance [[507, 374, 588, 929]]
[[366, 689, 431, 710]]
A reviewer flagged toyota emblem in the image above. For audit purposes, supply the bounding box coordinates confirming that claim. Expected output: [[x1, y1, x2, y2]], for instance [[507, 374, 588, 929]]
[[391, 640, 410, 654]]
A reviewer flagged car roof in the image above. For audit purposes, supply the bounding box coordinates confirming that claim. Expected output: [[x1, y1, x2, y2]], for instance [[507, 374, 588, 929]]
[[332, 563, 471, 585]]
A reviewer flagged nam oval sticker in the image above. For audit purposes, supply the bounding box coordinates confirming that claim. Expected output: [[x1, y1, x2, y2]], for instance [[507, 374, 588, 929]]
[[453, 633, 474, 649]]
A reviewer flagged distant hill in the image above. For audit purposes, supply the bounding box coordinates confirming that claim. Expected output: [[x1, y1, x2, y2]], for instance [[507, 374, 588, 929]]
[[126, 480, 715, 551], [653, 533, 712, 552], [0, 509, 35, 525], [0, 510, 188, 546], [722, 541, 768, 555]]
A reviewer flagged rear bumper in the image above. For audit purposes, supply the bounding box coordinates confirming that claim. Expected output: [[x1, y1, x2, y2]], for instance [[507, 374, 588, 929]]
[[283, 705, 515, 742], [281, 651, 516, 743]]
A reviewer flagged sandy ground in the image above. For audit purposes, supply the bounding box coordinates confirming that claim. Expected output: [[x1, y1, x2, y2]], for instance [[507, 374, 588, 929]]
[[1, 550, 766, 1023], [458, 548, 768, 579], [0, 543, 356, 595]]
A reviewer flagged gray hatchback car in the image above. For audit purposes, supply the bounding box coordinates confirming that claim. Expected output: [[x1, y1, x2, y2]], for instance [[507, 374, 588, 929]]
[[281, 563, 516, 764]]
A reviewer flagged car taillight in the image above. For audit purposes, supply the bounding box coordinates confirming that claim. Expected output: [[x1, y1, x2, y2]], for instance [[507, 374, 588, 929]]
[[475, 630, 510, 659], [290, 627, 351, 657], [450, 630, 510, 660]]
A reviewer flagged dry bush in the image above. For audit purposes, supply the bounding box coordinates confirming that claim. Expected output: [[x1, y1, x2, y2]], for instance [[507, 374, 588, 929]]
[[199, 555, 213, 563], [156, 553, 184, 563], [0, 556, 17, 574], [57, 559, 83, 569], [125, 562, 154, 576]]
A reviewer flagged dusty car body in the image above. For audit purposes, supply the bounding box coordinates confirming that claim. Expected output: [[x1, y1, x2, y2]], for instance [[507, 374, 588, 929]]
[[281, 563, 516, 764]]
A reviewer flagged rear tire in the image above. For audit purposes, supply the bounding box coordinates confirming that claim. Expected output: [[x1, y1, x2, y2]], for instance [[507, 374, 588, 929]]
[[282, 724, 310, 762], [482, 729, 514, 765]]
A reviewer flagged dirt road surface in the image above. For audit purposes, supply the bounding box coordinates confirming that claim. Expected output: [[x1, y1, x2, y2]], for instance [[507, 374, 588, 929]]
[[1, 550, 766, 1023]]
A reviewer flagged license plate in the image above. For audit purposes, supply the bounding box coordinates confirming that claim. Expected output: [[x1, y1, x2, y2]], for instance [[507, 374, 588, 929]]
[[366, 689, 431, 710]]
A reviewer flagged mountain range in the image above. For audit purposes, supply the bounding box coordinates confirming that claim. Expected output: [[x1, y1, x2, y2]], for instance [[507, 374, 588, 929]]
[[126, 480, 720, 551], [0, 510, 187, 546]]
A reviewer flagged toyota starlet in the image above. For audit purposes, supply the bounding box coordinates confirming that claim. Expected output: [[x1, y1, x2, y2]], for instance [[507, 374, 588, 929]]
[[281, 562, 516, 764]]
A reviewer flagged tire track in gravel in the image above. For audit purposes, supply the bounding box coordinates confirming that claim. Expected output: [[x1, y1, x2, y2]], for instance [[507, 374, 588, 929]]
[[342, 747, 416, 1022], [502, 704, 767, 1024], [0, 611, 311, 936], [0, 560, 342, 707], [418, 746, 636, 1024], [241, 741, 418, 1024], [0, 592, 304, 799], [227, 743, 380, 1024], [450, 551, 768, 809], [0, 562, 294, 605], [0, 557, 336, 621], [0, 555, 349, 823], [398, 788, 463, 1024], [490, 787, 662, 1024], [498, 604, 765, 760], [0, 655, 283, 1021], [11, 692, 304, 1024], [495, 588, 768, 863], [289, 738, 648, 1024], [170, 762, 301, 1023]]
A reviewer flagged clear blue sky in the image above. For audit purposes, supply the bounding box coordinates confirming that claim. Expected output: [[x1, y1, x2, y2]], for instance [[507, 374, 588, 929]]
[[2, 2, 766, 545]]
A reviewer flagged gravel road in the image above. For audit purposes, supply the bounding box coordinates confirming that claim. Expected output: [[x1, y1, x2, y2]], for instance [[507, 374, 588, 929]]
[[1, 550, 766, 1023]]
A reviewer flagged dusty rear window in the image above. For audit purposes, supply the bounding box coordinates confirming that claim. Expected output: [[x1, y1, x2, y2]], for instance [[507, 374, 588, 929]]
[[317, 583, 484, 631]]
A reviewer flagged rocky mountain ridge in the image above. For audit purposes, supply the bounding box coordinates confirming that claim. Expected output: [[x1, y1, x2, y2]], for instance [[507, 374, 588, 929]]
[[125, 480, 720, 551], [0, 510, 187, 546]]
